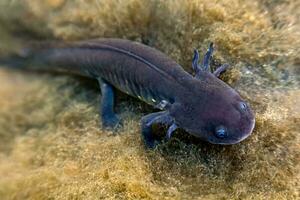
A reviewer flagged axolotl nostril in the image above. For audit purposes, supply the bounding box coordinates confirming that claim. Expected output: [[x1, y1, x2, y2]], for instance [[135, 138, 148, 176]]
[[0, 39, 255, 148]]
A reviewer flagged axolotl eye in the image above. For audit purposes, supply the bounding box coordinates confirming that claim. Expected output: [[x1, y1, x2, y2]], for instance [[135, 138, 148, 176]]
[[215, 126, 227, 138], [239, 102, 247, 110]]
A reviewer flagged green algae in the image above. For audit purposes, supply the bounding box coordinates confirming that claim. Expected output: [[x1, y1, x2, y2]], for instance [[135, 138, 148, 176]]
[[0, 0, 299, 199]]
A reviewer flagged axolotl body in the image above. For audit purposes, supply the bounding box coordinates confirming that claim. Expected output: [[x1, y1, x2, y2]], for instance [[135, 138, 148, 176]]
[[0, 39, 255, 148]]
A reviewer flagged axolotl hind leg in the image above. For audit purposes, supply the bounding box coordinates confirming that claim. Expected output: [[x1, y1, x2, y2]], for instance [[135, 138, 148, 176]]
[[98, 78, 121, 129]]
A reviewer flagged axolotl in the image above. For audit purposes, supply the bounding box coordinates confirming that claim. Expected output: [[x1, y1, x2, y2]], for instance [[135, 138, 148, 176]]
[[0, 39, 255, 148]]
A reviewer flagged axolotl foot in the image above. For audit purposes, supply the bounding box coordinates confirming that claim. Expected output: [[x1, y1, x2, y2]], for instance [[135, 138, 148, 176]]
[[192, 43, 230, 78], [141, 111, 177, 148], [102, 114, 122, 130]]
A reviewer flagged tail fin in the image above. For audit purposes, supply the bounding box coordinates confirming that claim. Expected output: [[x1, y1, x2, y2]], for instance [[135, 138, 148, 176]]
[[0, 40, 66, 70], [0, 40, 74, 71], [0, 47, 33, 70], [0, 54, 29, 70]]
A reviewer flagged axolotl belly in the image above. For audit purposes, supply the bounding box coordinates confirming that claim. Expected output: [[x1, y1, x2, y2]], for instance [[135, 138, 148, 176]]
[[1, 39, 255, 148]]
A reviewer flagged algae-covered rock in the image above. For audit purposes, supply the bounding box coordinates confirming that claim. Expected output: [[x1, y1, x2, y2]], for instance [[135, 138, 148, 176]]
[[0, 0, 299, 199]]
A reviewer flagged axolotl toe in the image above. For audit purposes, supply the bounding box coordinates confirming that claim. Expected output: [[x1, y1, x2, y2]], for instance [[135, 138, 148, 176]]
[[0, 39, 255, 148]]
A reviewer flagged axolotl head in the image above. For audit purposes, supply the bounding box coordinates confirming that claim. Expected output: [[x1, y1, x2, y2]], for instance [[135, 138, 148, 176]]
[[169, 72, 255, 145]]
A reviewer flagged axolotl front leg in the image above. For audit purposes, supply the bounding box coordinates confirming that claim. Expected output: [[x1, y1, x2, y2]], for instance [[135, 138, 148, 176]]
[[192, 43, 230, 78], [141, 111, 177, 148]]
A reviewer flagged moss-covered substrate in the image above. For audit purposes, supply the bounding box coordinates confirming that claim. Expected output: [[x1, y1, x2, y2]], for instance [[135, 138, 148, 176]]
[[0, 0, 299, 199]]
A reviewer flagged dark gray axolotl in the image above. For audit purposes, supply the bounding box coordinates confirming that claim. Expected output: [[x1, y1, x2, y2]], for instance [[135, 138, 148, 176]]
[[0, 39, 255, 148]]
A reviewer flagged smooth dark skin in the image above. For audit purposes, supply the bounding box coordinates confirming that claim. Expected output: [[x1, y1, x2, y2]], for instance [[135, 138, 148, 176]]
[[0, 39, 255, 148]]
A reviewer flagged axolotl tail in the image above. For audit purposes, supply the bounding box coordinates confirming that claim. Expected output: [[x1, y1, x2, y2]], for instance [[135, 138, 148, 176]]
[[0, 46, 37, 70], [0, 56, 27, 70], [0, 42, 95, 76], [0, 41, 67, 72]]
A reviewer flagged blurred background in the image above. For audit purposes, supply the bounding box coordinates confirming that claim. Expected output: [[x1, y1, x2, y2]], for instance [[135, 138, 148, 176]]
[[0, 0, 299, 199]]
